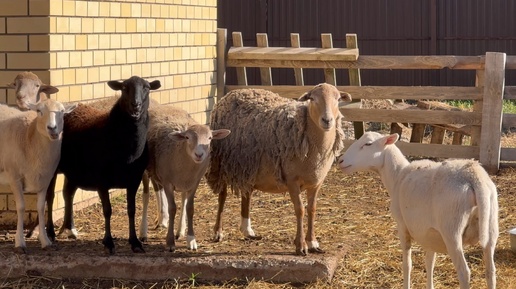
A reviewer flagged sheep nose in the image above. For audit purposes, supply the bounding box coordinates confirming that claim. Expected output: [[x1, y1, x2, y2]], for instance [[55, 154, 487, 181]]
[[47, 125, 57, 132], [322, 117, 333, 125], [195, 152, 204, 159]]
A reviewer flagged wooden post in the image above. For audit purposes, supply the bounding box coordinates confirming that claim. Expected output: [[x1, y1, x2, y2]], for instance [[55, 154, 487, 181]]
[[410, 124, 426, 143], [216, 28, 227, 100], [321, 34, 336, 85], [256, 33, 272, 86], [430, 127, 446, 144], [232, 32, 248, 86], [290, 33, 304, 86], [346, 33, 365, 139], [470, 70, 484, 146], [479, 52, 506, 173]]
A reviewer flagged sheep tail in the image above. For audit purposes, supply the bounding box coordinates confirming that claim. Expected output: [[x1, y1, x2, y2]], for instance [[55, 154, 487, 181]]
[[469, 163, 499, 248]]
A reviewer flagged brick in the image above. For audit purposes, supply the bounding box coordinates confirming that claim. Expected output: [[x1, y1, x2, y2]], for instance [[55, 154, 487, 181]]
[[99, 2, 110, 17], [110, 65, 121, 80], [131, 64, 141, 76], [75, 34, 87, 50], [69, 51, 81, 67], [98, 35, 110, 49], [0, 18, 5, 33], [120, 64, 132, 79], [156, 48, 164, 61], [7, 17, 50, 34], [81, 51, 92, 66], [121, 3, 131, 17], [0, 53, 5, 69], [29, 35, 49, 51], [82, 18, 93, 33], [0, 36, 27, 52], [87, 1, 99, 17], [126, 49, 136, 63], [136, 19, 146, 33], [151, 4, 161, 18], [62, 34, 75, 50], [93, 18, 104, 33], [121, 34, 131, 49], [50, 69, 63, 86], [141, 4, 151, 17], [69, 18, 81, 33], [56, 51, 69, 68], [7, 53, 50, 69], [110, 2, 121, 17], [98, 66, 110, 82], [63, 69, 75, 85], [2, 0, 28, 16], [115, 19, 126, 33], [93, 50, 104, 65], [93, 82, 104, 98], [104, 50, 115, 65], [105, 18, 116, 33], [55, 17, 69, 33], [49, 0, 63, 16], [141, 63, 151, 76], [87, 67, 99, 83], [68, 85, 81, 101], [126, 19, 136, 33], [131, 3, 141, 18], [30, 0, 50, 15], [110, 34, 121, 49], [115, 50, 126, 64], [146, 19, 156, 32], [76, 68, 87, 84], [62, 0, 75, 16], [156, 19, 165, 32]]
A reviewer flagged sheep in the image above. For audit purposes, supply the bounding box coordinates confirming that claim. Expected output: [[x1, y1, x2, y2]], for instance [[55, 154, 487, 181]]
[[0, 98, 74, 253], [139, 105, 230, 251], [46, 76, 161, 254], [6, 72, 59, 110], [337, 131, 499, 289], [206, 83, 352, 256]]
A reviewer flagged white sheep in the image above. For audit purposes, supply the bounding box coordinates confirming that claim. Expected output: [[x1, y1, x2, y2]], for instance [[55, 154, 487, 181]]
[[206, 83, 352, 255], [338, 131, 499, 289], [0, 98, 74, 253], [140, 105, 230, 251], [6, 72, 59, 110]]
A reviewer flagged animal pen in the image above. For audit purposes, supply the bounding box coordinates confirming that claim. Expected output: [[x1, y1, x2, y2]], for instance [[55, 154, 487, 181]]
[[216, 29, 516, 174]]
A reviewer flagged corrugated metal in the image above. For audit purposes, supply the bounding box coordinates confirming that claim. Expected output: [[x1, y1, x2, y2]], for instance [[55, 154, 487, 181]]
[[218, 0, 516, 87]]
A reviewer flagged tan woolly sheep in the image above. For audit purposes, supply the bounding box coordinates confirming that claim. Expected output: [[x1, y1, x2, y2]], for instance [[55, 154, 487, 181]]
[[140, 105, 230, 251], [206, 83, 351, 255], [6, 72, 59, 110]]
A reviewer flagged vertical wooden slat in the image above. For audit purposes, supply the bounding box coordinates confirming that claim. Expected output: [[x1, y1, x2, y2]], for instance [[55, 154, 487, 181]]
[[410, 124, 426, 143], [430, 127, 445, 144], [256, 33, 272, 86], [390, 123, 403, 136], [346, 33, 365, 139], [232, 32, 248, 86], [470, 70, 484, 146], [216, 28, 227, 100], [479, 52, 506, 173], [321, 34, 336, 85], [452, 133, 464, 145], [290, 33, 304, 86]]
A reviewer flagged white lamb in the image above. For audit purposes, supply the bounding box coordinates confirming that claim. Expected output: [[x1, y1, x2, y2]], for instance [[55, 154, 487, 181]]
[[0, 98, 74, 253], [338, 132, 499, 289]]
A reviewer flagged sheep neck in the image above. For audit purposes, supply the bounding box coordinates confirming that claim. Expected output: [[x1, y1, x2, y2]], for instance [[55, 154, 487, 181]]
[[378, 145, 410, 197], [305, 114, 336, 156]]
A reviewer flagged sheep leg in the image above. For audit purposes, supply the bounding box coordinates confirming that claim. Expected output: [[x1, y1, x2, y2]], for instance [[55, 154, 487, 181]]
[[176, 191, 188, 240], [240, 191, 260, 239], [443, 237, 470, 289], [287, 184, 307, 256], [127, 184, 144, 253], [306, 186, 323, 253], [164, 185, 177, 252], [152, 178, 168, 229], [44, 172, 58, 241], [185, 190, 197, 250], [9, 177, 27, 253], [425, 250, 436, 289], [98, 189, 115, 255], [398, 226, 412, 289], [483, 239, 496, 289], [213, 186, 227, 242], [58, 178, 79, 239], [139, 171, 150, 242], [36, 189, 53, 249]]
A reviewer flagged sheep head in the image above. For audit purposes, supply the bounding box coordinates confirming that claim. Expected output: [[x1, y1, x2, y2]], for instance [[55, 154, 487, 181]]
[[338, 131, 399, 174], [28, 99, 76, 141], [7, 72, 59, 110], [107, 76, 161, 119], [168, 124, 231, 164], [298, 83, 351, 131]]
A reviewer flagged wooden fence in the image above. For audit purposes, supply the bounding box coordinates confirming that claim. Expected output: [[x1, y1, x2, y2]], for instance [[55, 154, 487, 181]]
[[216, 29, 516, 174]]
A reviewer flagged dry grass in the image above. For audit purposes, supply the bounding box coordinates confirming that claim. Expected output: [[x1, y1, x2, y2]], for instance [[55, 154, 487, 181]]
[[1, 129, 515, 289]]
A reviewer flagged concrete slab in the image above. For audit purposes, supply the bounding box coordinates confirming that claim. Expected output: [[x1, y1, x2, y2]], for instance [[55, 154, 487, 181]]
[[0, 249, 346, 284]]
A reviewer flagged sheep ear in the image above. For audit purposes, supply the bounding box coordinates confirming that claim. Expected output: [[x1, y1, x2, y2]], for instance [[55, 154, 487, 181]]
[[40, 84, 59, 95], [298, 91, 312, 101], [6, 82, 16, 89], [64, 103, 78, 114], [212, 129, 231, 140], [339, 91, 352, 102], [168, 131, 187, 141], [107, 80, 123, 91], [149, 80, 161, 90], [382, 133, 399, 146], [26, 102, 39, 112]]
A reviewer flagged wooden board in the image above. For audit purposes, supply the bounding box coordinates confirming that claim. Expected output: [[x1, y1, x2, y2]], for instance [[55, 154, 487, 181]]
[[228, 46, 359, 62]]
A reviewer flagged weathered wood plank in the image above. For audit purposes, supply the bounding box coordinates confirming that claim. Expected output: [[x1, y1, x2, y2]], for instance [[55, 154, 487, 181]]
[[290, 33, 304, 86], [479, 52, 506, 173], [226, 85, 482, 100], [232, 32, 248, 86], [470, 70, 484, 146], [410, 124, 426, 143], [503, 113, 516, 129], [216, 28, 227, 100], [227, 55, 485, 70], [228, 46, 359, 62], [346, 33, 364, 139], [321, 34, 337, 85], [501, 147, 516, 162], [504, 86, 516, 99], [256, 33, 272, 86], [430, 127, 445, 144], [343, 140, 479, 159], [340, 108, 482, 126]]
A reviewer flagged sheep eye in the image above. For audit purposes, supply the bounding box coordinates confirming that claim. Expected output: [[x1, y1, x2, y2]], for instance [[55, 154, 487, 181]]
[[36, 84, 40, 88], [365, 142, 372, 146]]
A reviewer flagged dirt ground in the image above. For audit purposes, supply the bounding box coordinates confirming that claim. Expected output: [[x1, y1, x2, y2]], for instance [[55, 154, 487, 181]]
[[1, 133, 515, 289]]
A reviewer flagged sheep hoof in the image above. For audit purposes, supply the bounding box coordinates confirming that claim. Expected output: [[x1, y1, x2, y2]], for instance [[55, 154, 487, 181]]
[[296, 248, 308, 256], [168, 246, 176, 252], [213, 232, 224, 242], [308, 247, 325, 254], [132, 246, 145, 253], [102, 238, 116, 255], [139, 236, 148, 242], [14, 246, 27, 254]]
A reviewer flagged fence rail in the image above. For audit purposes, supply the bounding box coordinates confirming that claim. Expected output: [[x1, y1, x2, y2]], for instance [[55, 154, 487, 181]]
[[217, 29, 516, 173]]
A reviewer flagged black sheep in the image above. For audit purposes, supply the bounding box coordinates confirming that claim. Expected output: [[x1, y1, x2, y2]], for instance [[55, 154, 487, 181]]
[[46, 76, 160, 254]]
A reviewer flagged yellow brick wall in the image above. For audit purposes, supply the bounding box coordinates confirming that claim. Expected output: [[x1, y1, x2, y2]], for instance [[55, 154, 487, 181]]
[[0, 0, 218, 228]]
